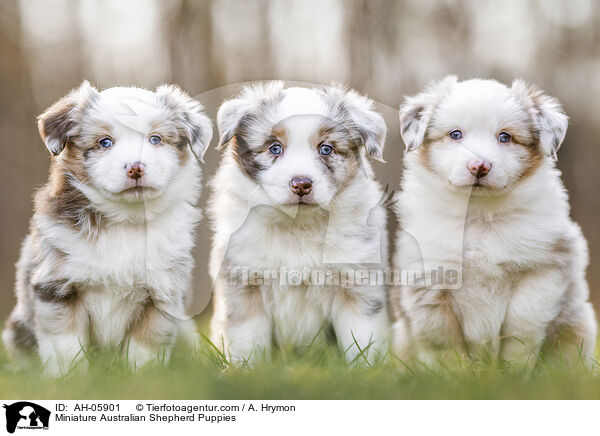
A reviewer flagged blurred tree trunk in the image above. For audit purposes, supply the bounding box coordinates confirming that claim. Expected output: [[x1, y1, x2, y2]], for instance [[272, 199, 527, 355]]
[[347, 0, 371, 90], [0, 0, 39, 313], [167, 0, 223, 92]]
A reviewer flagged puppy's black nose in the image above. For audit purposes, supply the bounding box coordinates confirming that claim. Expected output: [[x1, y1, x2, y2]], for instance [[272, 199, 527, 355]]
[[468, 159, 491, 178], [126, 162, 145, 180], [289, 177, 313, 196]]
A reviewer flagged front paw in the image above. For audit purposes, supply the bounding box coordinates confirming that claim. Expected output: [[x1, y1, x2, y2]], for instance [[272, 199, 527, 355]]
[[42, 360, 67, 378], [343, 335, 388, 366], [500, 336, 541, 367], [125, 339, 171, 371], [42, 356, 88, 378], [227, 344, 270, 368], [38, 337, 88, 378]]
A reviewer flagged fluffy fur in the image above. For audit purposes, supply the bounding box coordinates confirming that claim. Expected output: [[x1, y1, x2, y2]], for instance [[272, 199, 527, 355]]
[[209, 82, 389, 364], [392, 76, 596, 367], [2, 81, 212, 377]]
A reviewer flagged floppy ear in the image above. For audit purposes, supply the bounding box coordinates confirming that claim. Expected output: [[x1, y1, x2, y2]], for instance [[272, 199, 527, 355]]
[[216, 81, 285, 150], [399, 75, 457, 151], [338, 88, 387, 162], [511, 79, 568, 160], [37, 80, 98, 156], [155, 84, 213, 162], [216, 97, 255, 149]]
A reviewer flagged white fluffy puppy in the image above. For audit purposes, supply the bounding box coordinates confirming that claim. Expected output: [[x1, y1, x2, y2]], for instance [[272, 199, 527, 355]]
[[209, 82, 389, 364], [392, 76, 596, 366], [2, 81, 212, 377]]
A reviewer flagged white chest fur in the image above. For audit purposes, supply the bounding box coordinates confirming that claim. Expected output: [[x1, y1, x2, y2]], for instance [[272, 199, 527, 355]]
[[396, 163, 577, 348], [34, 200, 199, 346], [216, 202, 387, 346]]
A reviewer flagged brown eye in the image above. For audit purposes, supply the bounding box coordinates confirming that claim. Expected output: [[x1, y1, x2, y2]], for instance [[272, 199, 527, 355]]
[[449, 130, 463, 140], [498, 132, 511, 143]]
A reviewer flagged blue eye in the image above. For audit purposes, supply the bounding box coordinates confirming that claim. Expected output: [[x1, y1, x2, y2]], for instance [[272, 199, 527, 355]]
[[319, 143, 333, 156], [269, 143, 283, 155], [98, 137, 113, 148], [498, 132, 511, 143], [449, 130, 463, 140], [149, 135, 161, 145]]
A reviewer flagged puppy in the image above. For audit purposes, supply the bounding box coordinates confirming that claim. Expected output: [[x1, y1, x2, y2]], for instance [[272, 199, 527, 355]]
[[2, 81, 212, 376], [209, 82, 389, 364], [392, 76, 597, 367]]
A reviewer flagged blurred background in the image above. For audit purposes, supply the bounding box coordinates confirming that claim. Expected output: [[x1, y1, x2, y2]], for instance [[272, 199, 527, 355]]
[[1, 0, 599, 319]]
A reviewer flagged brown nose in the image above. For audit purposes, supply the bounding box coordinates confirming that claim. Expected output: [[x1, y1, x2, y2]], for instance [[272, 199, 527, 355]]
[[126, 162, 145, 180], [467, 159, 492, 178], [289, 177, 313, 196]]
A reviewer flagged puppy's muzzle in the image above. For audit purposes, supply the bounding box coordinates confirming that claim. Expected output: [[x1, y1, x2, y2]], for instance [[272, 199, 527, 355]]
[[467, 159, 491, 179], [126, 162, 145, 181], [289, 176, 313, 197]]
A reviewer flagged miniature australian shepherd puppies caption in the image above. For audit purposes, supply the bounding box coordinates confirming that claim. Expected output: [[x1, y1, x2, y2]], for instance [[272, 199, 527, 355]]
[[209, 82, 390, 364], [392, 76, 596, 367], [2, 81, 213, 377]]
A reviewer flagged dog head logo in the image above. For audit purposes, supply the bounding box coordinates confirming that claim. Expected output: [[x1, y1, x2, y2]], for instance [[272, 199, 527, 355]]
[[3, 402, 50, 433]]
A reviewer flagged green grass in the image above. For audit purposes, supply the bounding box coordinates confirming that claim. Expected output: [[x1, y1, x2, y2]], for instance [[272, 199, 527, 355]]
[[2, 319, 600, 400]]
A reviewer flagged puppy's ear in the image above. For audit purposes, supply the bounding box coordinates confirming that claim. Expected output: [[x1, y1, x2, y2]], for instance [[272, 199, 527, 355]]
[[399, 75, 457, 151], [337, 87, 387, 162], [155, 85, 213, 162], [216, 81, 285, 150], [37, 80, 98, 156], [216, 98, 254, 149], [511, 79, 568, 160]]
